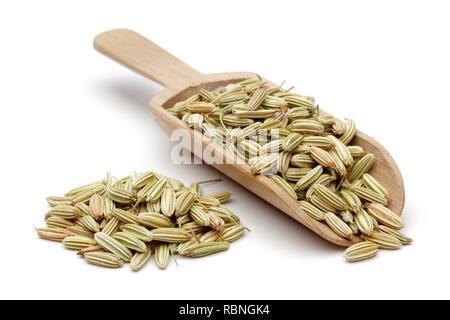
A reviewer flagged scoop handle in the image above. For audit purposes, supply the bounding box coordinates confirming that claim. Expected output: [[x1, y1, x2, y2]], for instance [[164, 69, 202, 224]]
[[94, 29, 202, 89]]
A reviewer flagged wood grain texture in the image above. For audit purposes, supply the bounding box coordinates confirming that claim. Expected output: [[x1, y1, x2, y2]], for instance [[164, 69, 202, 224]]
[[94, 29, 405, 246]]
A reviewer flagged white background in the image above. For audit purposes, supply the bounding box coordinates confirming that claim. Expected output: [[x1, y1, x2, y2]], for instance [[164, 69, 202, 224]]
[[1, 0, 449, 299]]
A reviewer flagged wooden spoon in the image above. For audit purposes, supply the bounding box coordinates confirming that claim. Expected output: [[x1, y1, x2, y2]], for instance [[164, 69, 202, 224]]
[[94, 29, 405, 246]]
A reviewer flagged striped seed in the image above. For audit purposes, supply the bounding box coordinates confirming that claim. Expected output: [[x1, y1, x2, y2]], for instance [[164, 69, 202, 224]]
[[146, 177, 168, 202], [203, 191, 231, 203], [298, 201, 325, 221], [347, 145, 364, 157], [290, 154, 315, 168], [66, 225, 94, 238], [120, 224, 153, 242], [161, 186, 176, 217], [155, 243, 170, 269], [221, 225, 248, 242], [89, 194, 104, 221], [175, 190, 196, 217], [377, 225, 412, 244], [324, 212, 353, 240], [113, 208, 140, 224], [269, 175, 297, 199], [347, 153, 375, 182], [309, 146, 335, 168], [339, 119, 356, 145], [112, 232, 147, 252], [63, 236, 97, 250], [344, 241, 378, 262], [36, 227, 72, 242], [352, 186, 388, 206], [302, 136, 335, 149], [282, 133, 304, 152], [47, 205, 78, 220], [313, 184, 347, 210], [361, 231, 402, 250], [138, 212, 173, 228], [354, 208, 375, 236], [294, 165, 323, 191], [362, 173, 390, 200], [46, 196, 73, 207], [189, 204, 210, 227], [107, 188, 135, 204], [79, 215, 100, 232], [151, 228, 190, 243], [328, 136, 353, 166], [94, 232, 132, 262], [181, 242, 230, 258], [366, 203, 404, 230], [130, 244, 152, 271], [84, 252, 123, 268]]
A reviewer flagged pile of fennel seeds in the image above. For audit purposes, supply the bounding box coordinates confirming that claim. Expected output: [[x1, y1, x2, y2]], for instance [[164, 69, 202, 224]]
[[37, 172, 248, 270], [168, 77, 412, 262]]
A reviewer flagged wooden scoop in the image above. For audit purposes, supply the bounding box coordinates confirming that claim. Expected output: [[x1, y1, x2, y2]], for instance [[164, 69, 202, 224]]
[[94, 29, 405, 246]]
